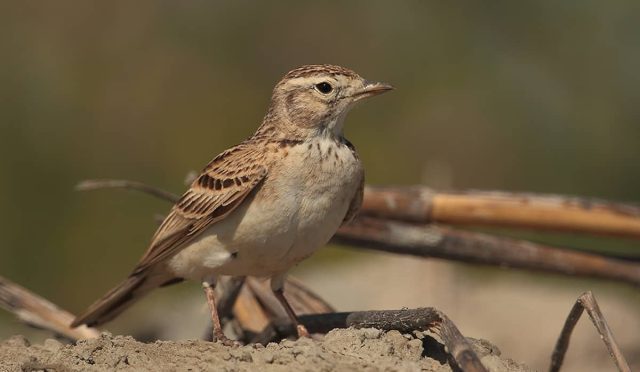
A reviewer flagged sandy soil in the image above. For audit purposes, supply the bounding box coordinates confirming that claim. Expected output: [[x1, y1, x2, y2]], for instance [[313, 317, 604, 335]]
[[0, 329, 530, 372]]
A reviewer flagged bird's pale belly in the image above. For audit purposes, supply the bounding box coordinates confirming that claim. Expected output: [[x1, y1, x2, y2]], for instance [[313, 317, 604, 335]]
[[167, 139, 362, 281]]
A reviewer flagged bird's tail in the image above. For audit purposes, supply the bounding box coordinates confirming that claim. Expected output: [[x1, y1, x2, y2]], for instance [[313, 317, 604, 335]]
[[71, 273, 176, 329]]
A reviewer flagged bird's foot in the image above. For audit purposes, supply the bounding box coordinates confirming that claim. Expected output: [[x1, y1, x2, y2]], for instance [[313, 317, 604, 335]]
[[213, 333, 241, 347]]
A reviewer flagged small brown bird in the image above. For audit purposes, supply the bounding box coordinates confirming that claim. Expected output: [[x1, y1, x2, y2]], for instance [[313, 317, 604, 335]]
[[71, 64, 392, 342]]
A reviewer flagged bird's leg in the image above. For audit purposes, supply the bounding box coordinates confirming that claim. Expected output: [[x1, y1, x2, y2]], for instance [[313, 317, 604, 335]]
[[272, 286, 310, 338], [202, 280, 235, 345]]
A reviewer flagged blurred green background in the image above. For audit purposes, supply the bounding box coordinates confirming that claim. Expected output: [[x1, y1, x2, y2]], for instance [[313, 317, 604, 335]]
[[1, 1, 639, 368]]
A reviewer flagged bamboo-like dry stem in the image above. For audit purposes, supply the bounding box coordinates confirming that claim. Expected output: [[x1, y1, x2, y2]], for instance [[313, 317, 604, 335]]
[[361, 186, 640, 239]]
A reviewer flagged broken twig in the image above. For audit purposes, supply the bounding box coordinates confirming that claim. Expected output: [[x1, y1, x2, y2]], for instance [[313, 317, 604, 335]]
[[335, 217, 640, 287], [76, 179, 179, 203], [550, 291, 630, 372], [253, 307, 487, 372]]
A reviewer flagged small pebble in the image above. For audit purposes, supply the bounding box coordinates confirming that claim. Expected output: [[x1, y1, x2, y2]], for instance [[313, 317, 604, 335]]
[[362, 328, 382, 339], [291, 346, 305, 356], [262, 351, 274, 363], [230, 349, 253, 362], [6, 335, 30, 347], [43, 338, 62, 351]]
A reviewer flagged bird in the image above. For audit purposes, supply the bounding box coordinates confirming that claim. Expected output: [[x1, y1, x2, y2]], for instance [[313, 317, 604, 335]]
[[71, 64, 393, 343]]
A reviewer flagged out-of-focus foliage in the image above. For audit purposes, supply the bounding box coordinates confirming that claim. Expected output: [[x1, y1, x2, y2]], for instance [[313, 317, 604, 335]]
[[0, 1, 638, 324]]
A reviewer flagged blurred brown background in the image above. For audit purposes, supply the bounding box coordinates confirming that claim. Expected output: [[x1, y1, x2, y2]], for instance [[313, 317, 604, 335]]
[[1, 1, 639, 371]]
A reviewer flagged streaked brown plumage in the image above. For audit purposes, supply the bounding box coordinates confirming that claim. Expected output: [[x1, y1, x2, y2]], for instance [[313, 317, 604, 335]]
[[71, 64, 392, 342]]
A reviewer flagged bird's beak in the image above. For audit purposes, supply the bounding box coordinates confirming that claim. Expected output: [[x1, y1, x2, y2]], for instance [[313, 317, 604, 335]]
[[351, 81, 394, 100]]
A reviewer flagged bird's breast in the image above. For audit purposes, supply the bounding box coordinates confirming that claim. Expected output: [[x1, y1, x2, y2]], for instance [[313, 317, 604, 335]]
[[168, 137, 362, 280]]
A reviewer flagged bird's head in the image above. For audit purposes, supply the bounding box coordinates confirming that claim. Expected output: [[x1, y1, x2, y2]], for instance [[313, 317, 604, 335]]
[[265, 64, 393, 138]]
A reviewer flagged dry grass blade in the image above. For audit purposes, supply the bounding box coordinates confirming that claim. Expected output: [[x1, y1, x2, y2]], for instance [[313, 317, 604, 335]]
[[550, 291, 630, 372], [0, 275, 99, 340]]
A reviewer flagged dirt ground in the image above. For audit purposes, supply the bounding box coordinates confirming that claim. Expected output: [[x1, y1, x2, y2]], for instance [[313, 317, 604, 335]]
[[0, 329, 531, 372]]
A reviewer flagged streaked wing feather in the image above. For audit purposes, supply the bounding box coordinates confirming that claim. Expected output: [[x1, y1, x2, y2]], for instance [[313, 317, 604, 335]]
[[132, 145, 267, 275], [342, 139, 364, 225], [342, 172, 364, 224]]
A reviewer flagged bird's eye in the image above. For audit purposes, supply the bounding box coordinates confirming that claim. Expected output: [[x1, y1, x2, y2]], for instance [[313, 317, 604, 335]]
[[315, 82, 333, 94]]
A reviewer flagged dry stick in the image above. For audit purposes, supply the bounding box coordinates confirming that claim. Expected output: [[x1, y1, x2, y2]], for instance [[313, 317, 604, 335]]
[[0, 275, 99, 340], [361, 186, 640, 239], [252, 308, 487, 372], [334, 217, 640, 287], [280, 276, 336, 314], [245, 278, 334, 319], [76, 179, 180, 204], [75, 179, 640, 286], [77, 179, 640, 239], [233, 284, 272, 335], [550, 291, 630, 372], [245, 279, 287, 319]]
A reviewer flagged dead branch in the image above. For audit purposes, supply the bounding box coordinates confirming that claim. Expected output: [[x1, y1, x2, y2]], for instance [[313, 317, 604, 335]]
[[75, 178, 640, 287], [252, 307, 487, 372], [277, 276, 336, 314], [77, 179, 640, 239], [361, 186, 640, 239], [244, 277, 334, 321], [0, 275, 99, 340], [335, 217, 640, 287], [76, 179, 179, 203], [550, 291, 630, 372]]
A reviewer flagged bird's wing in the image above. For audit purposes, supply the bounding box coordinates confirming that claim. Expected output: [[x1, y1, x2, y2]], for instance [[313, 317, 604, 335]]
[[342, 139, 364, 225], [132, 143, 268, 275], [342, 171, 364, 225]]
